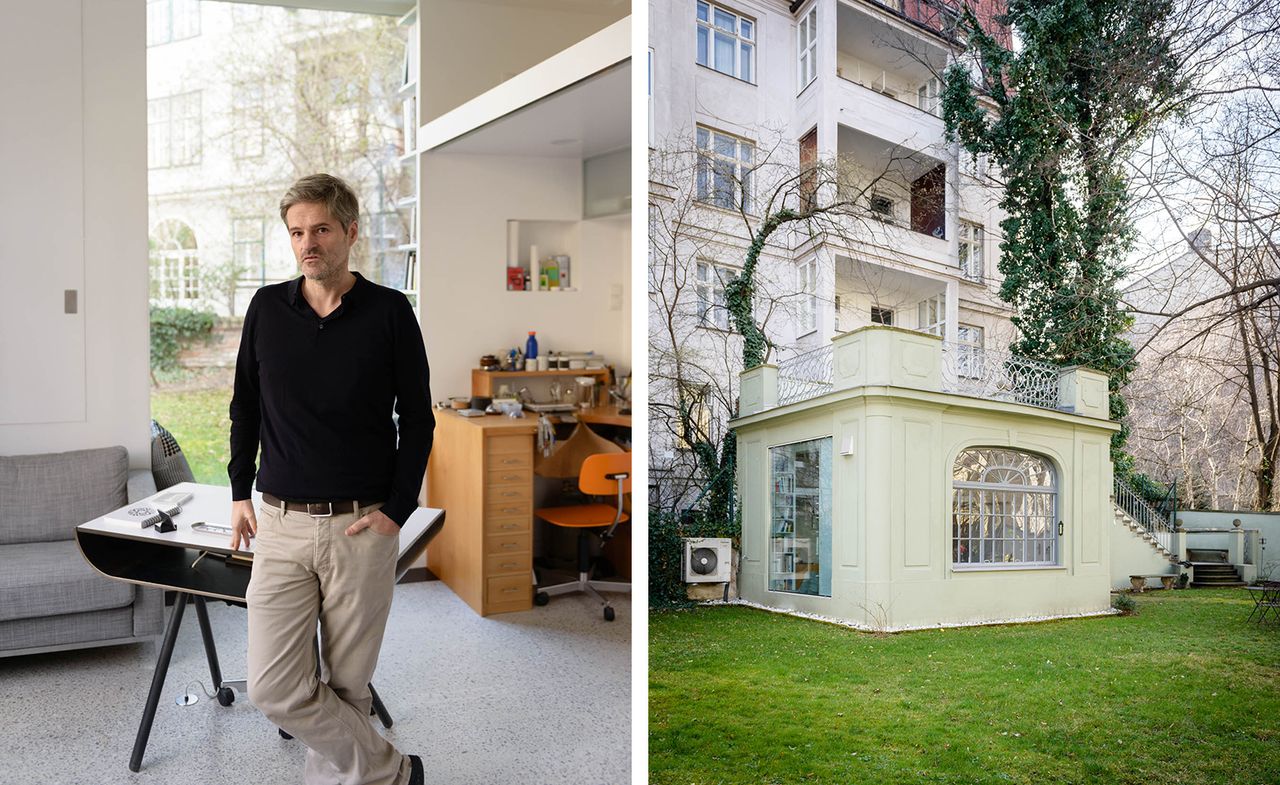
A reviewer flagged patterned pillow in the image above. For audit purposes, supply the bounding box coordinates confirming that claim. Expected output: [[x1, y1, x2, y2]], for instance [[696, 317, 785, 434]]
[[150, 420, 195, 490]]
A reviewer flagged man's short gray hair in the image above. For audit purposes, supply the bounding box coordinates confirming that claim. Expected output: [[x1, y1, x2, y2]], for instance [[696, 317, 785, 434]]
[[279, 173, 360, 229]]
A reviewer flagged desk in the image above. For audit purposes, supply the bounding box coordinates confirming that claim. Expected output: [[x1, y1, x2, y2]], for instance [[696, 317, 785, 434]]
[[563, 405, 631, 428], [75, 482, 444, 772]]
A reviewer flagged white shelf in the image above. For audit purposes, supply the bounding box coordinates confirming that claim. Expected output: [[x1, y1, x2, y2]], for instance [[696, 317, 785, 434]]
[[417, 16, 630, 153]]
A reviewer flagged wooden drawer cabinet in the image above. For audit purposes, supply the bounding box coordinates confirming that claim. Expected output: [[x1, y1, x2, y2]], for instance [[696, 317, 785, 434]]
[[426, 412, 535, 616]]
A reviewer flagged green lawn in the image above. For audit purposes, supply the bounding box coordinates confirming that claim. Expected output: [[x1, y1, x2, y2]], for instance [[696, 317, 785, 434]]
[[150, 387, 232, 486], [650, 590, 1280, 785]]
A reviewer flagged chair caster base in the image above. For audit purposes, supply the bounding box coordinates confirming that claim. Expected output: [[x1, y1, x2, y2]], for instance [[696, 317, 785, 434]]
[[216, 686, 235, 707], [534, 591, 550, 606], [603, 606, 615, 622]]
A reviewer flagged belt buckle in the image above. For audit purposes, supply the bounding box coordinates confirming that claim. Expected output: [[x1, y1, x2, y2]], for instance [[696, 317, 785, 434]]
[[307, 502, 334, 519]]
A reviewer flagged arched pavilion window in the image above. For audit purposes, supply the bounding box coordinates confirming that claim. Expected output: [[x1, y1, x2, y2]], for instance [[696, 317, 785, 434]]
[[150, 219, 200, 302], [952, 448, 1058, 567]]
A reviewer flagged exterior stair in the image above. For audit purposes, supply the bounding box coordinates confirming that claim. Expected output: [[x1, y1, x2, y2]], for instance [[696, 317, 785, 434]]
[[1190, 562, 1245, 588], [1112, 504, 1178, 563]]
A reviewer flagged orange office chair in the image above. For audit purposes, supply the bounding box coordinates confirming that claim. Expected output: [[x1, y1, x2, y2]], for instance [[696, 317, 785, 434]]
[[533, 452, 631, 621]]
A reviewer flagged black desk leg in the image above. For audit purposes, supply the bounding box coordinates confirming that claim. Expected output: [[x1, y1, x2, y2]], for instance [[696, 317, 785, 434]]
[[369, 683, 393, 729], [130, 592, 188, 773], [194, 596, 223, 690]]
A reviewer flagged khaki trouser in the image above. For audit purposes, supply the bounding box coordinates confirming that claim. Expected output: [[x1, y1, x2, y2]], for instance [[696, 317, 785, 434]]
[[247, 501, 410, 785]]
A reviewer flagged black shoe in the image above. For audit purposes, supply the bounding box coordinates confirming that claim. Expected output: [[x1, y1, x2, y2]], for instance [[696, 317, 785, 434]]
[[408, 754, 424, 785]]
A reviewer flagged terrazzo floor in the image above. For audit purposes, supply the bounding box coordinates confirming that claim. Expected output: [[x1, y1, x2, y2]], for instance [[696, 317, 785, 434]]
[[0, 580, 631, 785]]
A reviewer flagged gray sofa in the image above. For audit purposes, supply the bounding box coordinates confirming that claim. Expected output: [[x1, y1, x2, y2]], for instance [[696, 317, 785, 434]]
[[0, 446, 165, 657]]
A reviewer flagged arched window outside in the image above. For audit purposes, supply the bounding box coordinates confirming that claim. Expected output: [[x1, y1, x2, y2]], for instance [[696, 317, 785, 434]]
[[150, 219, 200, 302], [952, 447, 1058, 567]]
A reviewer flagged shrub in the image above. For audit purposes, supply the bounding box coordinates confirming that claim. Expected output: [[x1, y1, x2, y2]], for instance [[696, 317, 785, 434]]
[[150, 306, 217, 373], [1112, 593, 1137, 615], [649, 506, 739, 610]]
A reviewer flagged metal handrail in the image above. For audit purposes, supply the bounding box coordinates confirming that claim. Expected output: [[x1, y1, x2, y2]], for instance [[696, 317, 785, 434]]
[[1114, 477, 1175, 554], [777, 345, 834, 406], [941, 341, 1061, 410]]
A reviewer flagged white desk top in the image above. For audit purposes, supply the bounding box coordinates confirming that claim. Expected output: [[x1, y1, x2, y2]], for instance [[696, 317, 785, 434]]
[[77, 482, 443, 561]]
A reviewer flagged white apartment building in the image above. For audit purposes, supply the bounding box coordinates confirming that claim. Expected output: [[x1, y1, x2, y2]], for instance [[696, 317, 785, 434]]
[[147, 0, 411, 318], [649, 0, 1016, 504]]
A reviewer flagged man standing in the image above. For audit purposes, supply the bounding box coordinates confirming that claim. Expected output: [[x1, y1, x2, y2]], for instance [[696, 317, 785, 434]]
[[228, 173, 432, 785]]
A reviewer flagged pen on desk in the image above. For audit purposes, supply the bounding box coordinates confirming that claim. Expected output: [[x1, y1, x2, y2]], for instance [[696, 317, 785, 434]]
[[191, 550, 210, 569]]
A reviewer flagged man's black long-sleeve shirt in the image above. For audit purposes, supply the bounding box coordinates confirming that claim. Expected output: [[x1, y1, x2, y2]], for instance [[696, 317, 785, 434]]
[[228, 272, 434, 527]]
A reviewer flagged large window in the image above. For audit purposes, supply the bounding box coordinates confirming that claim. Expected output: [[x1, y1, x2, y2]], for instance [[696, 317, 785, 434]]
[[697, 1, 755, 83], [695, 260, 738, 331], [150, 220, 200, 303], [675, 382, 711, 449], [233, 217, 266, 286], [955, 324, 984, 378], [148, 91, 202, 168], [797, 5, 817, 91], [953, 448, 1058, 567], [798, 259, 817, 334], [696, 126, 754, 212], [959, 221, 984, 282], [233, 82, 266, 160], [147, 0, 201, 47], [770, 438, 832, 596]]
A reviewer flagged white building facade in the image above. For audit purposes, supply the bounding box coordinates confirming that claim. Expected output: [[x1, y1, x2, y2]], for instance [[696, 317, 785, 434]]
[[649, 0, 1016, 506]]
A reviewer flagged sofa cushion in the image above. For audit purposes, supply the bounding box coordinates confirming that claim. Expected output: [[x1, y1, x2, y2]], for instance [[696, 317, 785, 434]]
[[0, 540, 134, 623], [0, 446, 128, 545]]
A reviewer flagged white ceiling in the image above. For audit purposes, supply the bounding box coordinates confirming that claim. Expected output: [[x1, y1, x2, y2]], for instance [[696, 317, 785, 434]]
[[436, 61, 631, 158]]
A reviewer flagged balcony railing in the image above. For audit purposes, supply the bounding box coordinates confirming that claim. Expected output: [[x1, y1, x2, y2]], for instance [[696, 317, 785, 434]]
[[940, 342, 1061, 410], [777, 345, 834, 406]]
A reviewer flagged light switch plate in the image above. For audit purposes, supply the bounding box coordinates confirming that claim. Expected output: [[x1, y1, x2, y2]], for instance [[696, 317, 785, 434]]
[[64, 289, 77, 314]]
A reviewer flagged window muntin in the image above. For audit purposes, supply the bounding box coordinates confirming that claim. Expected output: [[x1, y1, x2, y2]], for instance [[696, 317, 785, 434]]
[[955, 324, 984, 378], [147, 0, 201, 47], [798, 259, 818, 334], [871, 306, 894, 326], [953, 448, 1058, 567], [770, 438, 832, 596], [233, 82, 266, 160], [696, 261, 738, 331], [917, 77, 941, 115], [959, 221, 984, 282], [233, 217, 266, 286], [697, 1, 756, 82], [148, 91, 202, 168], [917, 294, 944, 337], [696, 126, 754, 212], [798, 6, 818, 91], [150, 220, 200, 303]]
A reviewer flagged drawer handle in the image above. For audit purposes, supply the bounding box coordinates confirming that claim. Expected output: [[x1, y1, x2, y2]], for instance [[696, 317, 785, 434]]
[[500, 562, 518, 569], [502, 458, 519, 465], [500, 523, 519, 530], [501, 507, 519, 515], [503, 474, 519, 481], [501, 542, 518, 550], [501, 491, 518, 497], [502, 587, 519, 594]]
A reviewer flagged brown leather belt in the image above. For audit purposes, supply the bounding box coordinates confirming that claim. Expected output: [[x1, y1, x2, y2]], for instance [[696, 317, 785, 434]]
[[262, 493, 382, 517]]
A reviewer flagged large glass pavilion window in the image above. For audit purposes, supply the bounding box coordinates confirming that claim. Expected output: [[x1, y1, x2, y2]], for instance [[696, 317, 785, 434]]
[[953, 448, 1058, 567], [770, 438, 832, 595]]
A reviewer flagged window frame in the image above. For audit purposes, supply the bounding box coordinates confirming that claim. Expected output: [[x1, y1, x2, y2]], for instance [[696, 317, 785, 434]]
[[769, 436, 833, 597], [952, 447, 1060, 569], [696, 125, 755, 213], [959, 220, 984, 282], [798, 258, 818, 336], [675, 382, 712, 450], [797, 5, 818, 92], [148, 91, 202, 169], [871, 305, 894, 326], [696, 1, 757, 84], [147, 0, 201, 47], [955, 323, 984, 379], [695, 259, 739, 332]]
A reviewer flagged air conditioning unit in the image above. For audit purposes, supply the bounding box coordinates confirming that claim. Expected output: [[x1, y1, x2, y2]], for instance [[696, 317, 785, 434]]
[[683, 537, 732, 583]]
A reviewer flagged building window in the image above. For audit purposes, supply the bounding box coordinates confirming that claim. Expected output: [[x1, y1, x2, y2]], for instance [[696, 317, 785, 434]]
[[871, 306, 894, 326], [956, 324, 984, 378], [770, 438, 832, 596], [648, 48, 656, 147], [798, 259, 818, 334], [150, 219, 200, 303], [917, 294, 944, 337], [696, 126, 754, 212], [959, 221, 984, 282], [233, 217, 266, 287], [148, 91, 202, 168], [869, 193, 895, 223], [917, 77, 941, 116], [953, 448, 1058, 567], [676, 383, 711, 449], [697, 1, 755, 83], [798, 5, 817, 91], [798, 127, 818, 210], [233, 83, 265, 160], [696, 260, 738, 331], [147, 0, 201, 47]]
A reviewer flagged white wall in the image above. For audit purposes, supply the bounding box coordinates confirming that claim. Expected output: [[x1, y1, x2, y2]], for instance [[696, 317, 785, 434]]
[[419, 152, 630, 400], [0, 0, 150, 466], [1109, 518, 1176, 590]]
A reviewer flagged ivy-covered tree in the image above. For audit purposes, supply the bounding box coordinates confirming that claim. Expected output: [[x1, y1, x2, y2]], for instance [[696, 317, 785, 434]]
[[941, 0, 1187, 473]]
